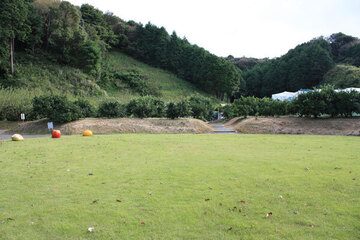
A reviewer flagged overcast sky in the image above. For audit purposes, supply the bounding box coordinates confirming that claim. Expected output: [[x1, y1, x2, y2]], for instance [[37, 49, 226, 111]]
[[67, 0, 360, 59]]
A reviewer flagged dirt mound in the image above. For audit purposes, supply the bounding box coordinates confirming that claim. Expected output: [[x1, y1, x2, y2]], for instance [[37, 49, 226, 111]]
[[7, 118, 213, 135], [225, 117, 360, 136]]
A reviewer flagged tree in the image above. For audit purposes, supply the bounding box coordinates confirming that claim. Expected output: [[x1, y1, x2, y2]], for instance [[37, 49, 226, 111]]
[[0, 0, 31, 75], [48, 1, 87, 63]]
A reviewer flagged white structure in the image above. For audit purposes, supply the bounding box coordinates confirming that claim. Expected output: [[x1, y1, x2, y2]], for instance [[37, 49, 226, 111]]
[[272, 87, 360, 101], [271, 91, 298, 101]]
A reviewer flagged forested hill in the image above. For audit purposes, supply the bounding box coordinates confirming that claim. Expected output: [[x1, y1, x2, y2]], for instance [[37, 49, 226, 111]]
[[228, 32, 360, 98], [0, 0, 243, 100], [1, 1, 360, 101]]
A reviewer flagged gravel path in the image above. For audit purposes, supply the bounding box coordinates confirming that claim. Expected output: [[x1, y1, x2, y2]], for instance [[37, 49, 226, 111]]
[[0, 130, 49, 141], [210, 123, 236, 134]]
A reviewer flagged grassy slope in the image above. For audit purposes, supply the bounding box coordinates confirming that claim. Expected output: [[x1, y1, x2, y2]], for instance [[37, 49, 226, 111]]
[[104, 51, 213, 103], [8, 51, 211, 106], [0, 134, 359, 239]]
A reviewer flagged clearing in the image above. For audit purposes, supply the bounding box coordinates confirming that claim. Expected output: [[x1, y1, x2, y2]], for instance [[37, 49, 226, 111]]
[[0, 134, 359, 239]]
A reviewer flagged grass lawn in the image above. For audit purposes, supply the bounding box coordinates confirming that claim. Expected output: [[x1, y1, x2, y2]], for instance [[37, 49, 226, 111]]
[[0, 134, 359, 239]]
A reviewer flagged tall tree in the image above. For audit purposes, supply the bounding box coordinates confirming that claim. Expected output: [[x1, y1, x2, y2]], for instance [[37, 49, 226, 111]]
[[0, 0, 31, 75]]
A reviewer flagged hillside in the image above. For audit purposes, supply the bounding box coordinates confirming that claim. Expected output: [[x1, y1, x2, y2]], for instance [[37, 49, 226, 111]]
[[3, 50, 211, 104], [321, 64, 360, 88]]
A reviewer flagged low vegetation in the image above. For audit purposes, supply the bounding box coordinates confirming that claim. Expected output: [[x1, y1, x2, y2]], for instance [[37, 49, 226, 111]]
[[0, 134, 359, 239], [223, 86, 360, 119]]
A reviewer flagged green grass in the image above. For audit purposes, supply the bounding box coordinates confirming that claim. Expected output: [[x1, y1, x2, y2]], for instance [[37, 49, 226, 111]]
[[0, 134, 359, 239], [104, 51, 214, 103], [4, 51, 212, 108]]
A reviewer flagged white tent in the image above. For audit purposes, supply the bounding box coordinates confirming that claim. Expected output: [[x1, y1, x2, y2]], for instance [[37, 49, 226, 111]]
[[271, 91, 298, 101], [344, 87, 360, 93]]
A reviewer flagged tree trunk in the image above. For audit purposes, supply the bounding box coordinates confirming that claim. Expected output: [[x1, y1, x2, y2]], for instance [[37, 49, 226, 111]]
[[10, 38, 14, 75]]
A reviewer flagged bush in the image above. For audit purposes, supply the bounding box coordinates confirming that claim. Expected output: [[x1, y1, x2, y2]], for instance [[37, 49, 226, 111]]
[[74, 99, 95, 118], [187, 96, 213, 120], [32, 95, 82, 123], [127, 96, 165, 118], [98, 101, 127, 118], [166, 100, 190, 119]]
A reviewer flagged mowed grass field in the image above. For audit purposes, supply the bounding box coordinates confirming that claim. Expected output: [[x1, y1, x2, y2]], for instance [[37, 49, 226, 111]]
[[0, 134, 359, 239]]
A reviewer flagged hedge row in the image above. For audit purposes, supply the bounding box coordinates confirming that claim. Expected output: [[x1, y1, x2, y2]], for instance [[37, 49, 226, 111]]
[[25, 95, 213, 123], [223, 87, 360, 118]]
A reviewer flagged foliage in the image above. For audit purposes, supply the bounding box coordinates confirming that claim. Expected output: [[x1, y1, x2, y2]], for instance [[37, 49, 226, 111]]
[[114, 70, 151, 96], [97, 101, 127, 118], [187, 95, 213, 120], [243, 38, 335, 97], [127, 96, 165, 118], [73, 98, 95, 118], [165, 100, 190, 119], [321, 64, 360, 88], [292, 86, 360, 117], [32, 95, 82, 123], [327, 32, 359, 62], [0, 0, 32, 74], [0, 88, 43, 121]]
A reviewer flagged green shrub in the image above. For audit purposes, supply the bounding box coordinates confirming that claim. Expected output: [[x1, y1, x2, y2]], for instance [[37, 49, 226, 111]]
[[98, 101, 127, 118], [127, 96, 165, 118], [32, 95, 82, 123], [74, 99, 96, 118], [166, 100, 190, 119], [187, 96, 213, 121]]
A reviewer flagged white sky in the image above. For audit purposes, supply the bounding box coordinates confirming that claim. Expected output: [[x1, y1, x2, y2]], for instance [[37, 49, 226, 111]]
[[67, 0, 360, 59]]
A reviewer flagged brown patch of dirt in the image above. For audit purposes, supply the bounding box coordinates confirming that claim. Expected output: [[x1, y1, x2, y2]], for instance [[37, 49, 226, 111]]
[[6, 118, 213, 135], [225, 117, 360, 136]]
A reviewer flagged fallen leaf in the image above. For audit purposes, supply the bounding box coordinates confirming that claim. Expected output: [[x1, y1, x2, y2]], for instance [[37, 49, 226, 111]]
[[240, 200, 246, 204], [266, 212, 272, 218]]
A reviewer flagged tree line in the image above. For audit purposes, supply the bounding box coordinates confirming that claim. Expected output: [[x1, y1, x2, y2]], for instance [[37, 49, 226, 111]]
[[239, 33, 360, 98], [0, 0, 243, 100]]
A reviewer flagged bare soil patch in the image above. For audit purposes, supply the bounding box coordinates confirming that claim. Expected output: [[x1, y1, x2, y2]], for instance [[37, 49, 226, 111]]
[[5, 118, 213, 135], [225, 116, 360, 136]]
